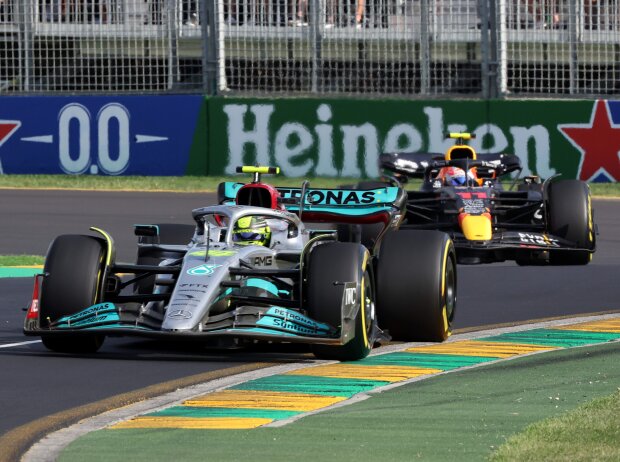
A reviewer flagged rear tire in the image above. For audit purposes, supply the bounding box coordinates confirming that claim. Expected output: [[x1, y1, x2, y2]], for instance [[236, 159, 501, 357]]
[[546, 180, 594, 265], [376, 230, 456, 342], [307, 242, 375, 361], [40, 235, 106, 353]]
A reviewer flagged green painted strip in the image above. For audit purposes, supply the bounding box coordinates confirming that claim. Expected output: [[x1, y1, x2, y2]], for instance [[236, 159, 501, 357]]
[[231, 375, 389, 397], [356, 352, 496, 370], [148, 407, 300, 420], [481, 329, 620, 348], [0, 267, 41, 278]]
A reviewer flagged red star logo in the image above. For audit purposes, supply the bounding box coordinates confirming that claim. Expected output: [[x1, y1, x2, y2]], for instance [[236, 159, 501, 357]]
[[559, 100, 620, 181], [0, 120, 20, 148]]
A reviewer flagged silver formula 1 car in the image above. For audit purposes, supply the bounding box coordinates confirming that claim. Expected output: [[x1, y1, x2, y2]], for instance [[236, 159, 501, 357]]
[[24, 167, 457, 361]]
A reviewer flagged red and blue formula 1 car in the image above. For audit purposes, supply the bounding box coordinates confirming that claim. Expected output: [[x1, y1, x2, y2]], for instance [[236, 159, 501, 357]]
[[24, 167, 457, 360], [376, 133, 596, 265]]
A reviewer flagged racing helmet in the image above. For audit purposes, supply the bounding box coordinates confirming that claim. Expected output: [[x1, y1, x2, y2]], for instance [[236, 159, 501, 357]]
[[232, 216, 271, 247], [443, 166, 467, 186]]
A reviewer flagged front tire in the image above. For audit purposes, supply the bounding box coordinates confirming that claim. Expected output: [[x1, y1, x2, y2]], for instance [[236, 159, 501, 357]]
[[307, 242, 375, 361], [546, 180, 594, 265], [40, 234, 106, 353], [376, 230, 456, 342]]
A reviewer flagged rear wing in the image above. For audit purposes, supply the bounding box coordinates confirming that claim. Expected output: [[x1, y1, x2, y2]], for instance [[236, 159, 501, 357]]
[[218, 182, 406, 224], [380, 152, 522, 179]]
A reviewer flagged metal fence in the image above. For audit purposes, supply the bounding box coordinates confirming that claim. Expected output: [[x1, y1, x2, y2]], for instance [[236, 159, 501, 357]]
[[1, 0, 619, 97]]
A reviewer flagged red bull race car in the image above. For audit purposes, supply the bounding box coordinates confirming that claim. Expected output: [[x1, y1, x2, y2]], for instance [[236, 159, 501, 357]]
[[24, 167, 457, 361], [374, 133, 596, 265]]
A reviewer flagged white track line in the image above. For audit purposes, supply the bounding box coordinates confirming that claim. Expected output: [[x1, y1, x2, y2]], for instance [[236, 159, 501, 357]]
[[0, 340, 41, 349]]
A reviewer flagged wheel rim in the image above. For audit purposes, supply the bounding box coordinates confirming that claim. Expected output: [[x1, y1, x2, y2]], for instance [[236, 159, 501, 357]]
[[362, 272, 375, 346], [444, 257, 456, 322]]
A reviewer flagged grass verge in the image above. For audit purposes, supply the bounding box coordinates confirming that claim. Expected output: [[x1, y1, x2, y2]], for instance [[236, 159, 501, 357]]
[[491, 389, 620, 461], [0, 175, 617, 196], [0, 255, 44, 266], [0, 175, 360, 192]]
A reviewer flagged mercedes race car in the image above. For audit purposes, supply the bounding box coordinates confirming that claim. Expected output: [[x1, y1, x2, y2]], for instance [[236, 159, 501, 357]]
[[24, 167, 457, 361], [375, 132, 596, 265]]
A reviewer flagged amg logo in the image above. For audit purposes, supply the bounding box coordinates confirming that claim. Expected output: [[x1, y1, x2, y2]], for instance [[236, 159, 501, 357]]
[[254, 256, 273, 266], [344, 287, 357, 305]]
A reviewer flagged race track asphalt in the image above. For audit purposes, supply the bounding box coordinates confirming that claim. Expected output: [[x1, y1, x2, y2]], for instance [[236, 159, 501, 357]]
[[0, 190, 618, 459]]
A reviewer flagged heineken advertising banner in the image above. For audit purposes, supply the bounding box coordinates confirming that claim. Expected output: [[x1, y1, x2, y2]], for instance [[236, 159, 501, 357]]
[[206, 98, 620, 182], [1, 95, 618, 181]]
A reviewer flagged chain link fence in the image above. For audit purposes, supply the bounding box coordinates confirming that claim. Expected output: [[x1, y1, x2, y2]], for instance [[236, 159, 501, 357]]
[[0, 0, 618, 96]]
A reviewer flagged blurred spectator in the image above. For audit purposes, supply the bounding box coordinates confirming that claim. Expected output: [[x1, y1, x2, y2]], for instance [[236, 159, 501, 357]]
[[291, 0, 308, 25], [182, 0, 199, 26], [225, 0, 239, 24], [365, 0, 389, 28], [145, 0, 162, 24], [0, 0, 11, 22], [41, 0, 61, 22], [354, 0, 365, 27]]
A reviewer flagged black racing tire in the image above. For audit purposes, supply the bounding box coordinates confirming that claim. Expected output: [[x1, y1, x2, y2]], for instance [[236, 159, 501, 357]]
[[134, 223, 195, 294], [376, 230, 456, 342], [546, 180, 594, 265], [40, 234, 106, 353], [307, 242, 375, 361]]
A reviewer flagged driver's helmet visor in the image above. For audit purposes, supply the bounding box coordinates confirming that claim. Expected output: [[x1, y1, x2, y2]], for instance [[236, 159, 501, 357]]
[[233, 230, 265, 241]]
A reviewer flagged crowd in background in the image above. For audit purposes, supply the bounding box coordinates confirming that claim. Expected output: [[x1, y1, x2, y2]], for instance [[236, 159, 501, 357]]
[[0, 0, 617, 32]]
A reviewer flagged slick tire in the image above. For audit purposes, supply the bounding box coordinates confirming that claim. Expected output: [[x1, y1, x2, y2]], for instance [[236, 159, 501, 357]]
[[307, 242, 375, 361], [546, 180, 594, 265], [134, 223, 195, 294], [376, 230, 456, 342], [40, 234, 106, 353]]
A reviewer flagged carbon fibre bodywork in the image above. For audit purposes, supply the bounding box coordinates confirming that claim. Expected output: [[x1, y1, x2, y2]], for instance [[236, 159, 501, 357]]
[[379, 150, 597, 264]]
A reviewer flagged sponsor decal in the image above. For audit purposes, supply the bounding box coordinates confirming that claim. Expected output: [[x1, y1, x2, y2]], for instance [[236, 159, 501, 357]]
[[179, 283, 209, 289], [559, 100, 620, 182], [519, 233, 560, 247], [168, 309, 193, 319], [176, 293, 196, 299], [187, 264, 222, 276], [58, 312, 120, 328], [220, 103, 559, 179], [344, 287, 357, 305], [257, 307, 333, 335], [278, 188, 376, 206], [0, 95, 202, 175], [253, 255, 273, 266], [461, 199, 486, 214]]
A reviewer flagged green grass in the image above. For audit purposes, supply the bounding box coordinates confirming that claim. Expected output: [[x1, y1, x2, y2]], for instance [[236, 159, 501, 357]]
[[0, 175, 359, 192], [491, 389, 620, 462], [0, 175, 618, 196], [588, 183, 620, 197], [0, 255, 44, 266]]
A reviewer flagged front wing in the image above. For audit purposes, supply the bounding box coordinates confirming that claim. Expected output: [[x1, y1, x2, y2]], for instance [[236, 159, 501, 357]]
[[24, 284, 361, 347], [446, 230, 594, 263]]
